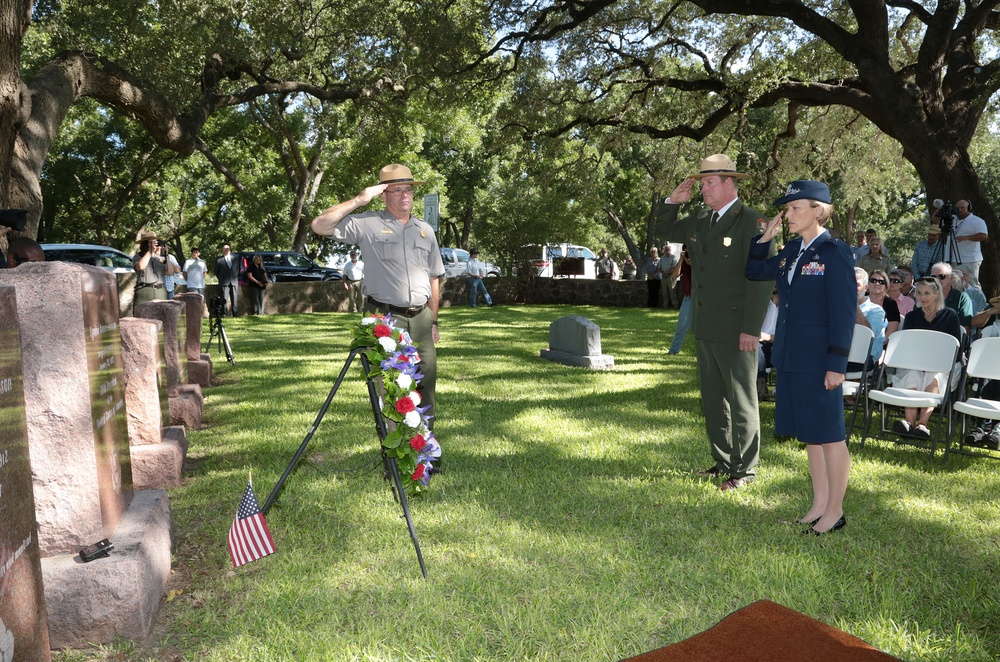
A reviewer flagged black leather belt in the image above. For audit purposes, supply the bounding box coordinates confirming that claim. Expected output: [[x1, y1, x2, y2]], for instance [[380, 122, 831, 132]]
[[136, 283, 163, 290], [367, 297, 425, 317]]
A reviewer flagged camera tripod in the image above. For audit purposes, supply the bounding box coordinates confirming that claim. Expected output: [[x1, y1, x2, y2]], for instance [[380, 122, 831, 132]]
[[205, 307, 235, 365], [260, 347, 427, 578], [929, 222, 962, 268]]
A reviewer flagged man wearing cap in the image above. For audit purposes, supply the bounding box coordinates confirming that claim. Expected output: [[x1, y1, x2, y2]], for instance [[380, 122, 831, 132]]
[[343, 250, 365, 313], [654, 154, 775, 491], [910, 225, 942, 279], [312, 164, 446, 430], [466, 247, 494, 308], [133, 230, 179, 307]]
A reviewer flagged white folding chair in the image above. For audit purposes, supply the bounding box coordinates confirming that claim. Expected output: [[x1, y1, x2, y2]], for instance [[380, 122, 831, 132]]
[[946, 337, 1000, 461], [843, 324, 875, 443], [861, 329, 961, 458]]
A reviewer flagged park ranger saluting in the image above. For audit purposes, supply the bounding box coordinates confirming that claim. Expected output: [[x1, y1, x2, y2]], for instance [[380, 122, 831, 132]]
[[655, 154, 775, 491], [311, 164, 446, 432]]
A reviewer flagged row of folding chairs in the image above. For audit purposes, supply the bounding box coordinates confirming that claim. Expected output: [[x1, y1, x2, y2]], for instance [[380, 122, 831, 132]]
[[844, 327, 1000, 461]]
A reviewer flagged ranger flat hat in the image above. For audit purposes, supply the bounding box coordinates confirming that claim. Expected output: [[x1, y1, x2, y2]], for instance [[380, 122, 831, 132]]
[[379, 164, 425, 186], [774, 180, 831, 206], [135, 230, 162, 243], [691, 154, 749, 180]]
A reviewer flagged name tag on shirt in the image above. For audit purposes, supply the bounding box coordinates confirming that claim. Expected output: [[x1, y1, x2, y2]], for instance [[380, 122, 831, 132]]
[[801, 261, 825, 276]]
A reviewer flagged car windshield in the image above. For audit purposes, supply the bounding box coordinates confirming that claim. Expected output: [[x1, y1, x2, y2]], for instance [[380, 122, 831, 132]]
[[547, 246, 565, 259], [284, 254, 315, 268], [567, 247, 595, 259]]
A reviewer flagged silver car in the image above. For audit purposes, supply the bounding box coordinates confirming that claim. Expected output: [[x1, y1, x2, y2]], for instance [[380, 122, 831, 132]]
[[440, 247, 501, 279]]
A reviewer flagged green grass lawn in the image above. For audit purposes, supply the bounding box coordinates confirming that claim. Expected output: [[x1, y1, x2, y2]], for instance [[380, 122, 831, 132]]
[[57, 305, 999, 661]]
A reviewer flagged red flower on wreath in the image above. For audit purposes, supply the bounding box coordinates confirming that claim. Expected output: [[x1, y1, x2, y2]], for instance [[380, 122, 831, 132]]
[[410, 434, 426, 451], [411, 463, 426, 481], [373, 324, 391, 338], [395, 397, 415, 414]]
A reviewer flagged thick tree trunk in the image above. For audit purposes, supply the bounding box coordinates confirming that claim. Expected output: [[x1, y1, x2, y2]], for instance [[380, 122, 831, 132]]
[[903, 139, 999, 297]]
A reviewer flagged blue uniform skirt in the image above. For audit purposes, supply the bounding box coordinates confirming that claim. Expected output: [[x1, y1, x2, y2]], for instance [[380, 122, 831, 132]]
[[774, 370, 846, 444]]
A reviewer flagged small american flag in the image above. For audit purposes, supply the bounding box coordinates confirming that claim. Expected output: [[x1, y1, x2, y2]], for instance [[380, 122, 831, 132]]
[[227, 477, 276, 568]]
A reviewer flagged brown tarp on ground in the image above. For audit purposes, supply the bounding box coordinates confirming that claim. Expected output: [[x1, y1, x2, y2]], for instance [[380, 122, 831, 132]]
[[622, 600, 902, 662]]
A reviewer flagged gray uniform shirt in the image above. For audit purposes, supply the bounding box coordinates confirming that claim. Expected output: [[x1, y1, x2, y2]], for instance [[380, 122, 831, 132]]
[[333, 210, 445, 307]]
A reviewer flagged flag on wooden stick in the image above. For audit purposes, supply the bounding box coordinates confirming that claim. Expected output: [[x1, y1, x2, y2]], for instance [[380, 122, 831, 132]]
[[227, 475, 276, 568]]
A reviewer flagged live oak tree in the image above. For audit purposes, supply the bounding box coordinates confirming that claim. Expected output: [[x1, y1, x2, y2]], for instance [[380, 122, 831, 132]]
[[0, 0, 490, 246], [475, 0, 1000, 293]]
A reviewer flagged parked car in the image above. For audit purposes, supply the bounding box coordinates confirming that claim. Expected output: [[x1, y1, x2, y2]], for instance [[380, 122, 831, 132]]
[[516, 243, 597, 278], [40, 243, 135, 273], [236, 251, 342, 283], [440, 247, 501, 279]]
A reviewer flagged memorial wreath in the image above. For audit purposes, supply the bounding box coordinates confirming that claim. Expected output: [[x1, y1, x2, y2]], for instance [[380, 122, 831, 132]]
[[351, 314, 441, 492]]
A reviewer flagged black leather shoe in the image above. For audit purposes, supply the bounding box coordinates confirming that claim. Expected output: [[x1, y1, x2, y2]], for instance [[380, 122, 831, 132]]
[[814, 515, 846, 535]]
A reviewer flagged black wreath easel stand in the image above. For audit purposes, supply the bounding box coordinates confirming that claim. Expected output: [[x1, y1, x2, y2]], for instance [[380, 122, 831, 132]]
[[204, 298, 236, 365], [260, 347, 427, 578]]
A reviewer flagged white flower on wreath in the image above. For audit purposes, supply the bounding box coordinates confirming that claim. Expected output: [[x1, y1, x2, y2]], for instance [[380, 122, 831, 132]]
[[378, 336, 397, 352], [403, 410, 421, 428], [361, 316, 378, 325], [408, 391, 421, 406], [395, 373, 413, 390]]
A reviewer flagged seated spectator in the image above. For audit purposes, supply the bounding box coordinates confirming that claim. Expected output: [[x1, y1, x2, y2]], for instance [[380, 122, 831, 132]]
[[887, 268, 914, 316], [896, 264, 916, 299], [852, 267, 887, 369], [930, 262, 973, 332], [890, 276, 962, 439], [756, 288, 779, 400], [5, 237, 44, 267], [866, 268, 900, 337], [910, 225, 942, 279], [858, 236, 892, 274], [967, 296, 1000, 448], [955, 264, 988, 314]]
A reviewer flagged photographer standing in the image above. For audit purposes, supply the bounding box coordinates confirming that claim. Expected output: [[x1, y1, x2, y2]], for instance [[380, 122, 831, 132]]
[[133, 230, 179, 306], [949, 200, 988, 280]]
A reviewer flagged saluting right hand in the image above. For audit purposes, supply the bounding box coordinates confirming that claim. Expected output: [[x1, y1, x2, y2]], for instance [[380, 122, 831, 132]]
[[759, 211, 783, 243], [668, 177, 696, 203], [357, 183, 388, 206]]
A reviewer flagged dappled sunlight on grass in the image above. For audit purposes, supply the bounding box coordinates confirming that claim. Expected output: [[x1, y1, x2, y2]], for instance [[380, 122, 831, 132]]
[[49, 306, 997, 662]]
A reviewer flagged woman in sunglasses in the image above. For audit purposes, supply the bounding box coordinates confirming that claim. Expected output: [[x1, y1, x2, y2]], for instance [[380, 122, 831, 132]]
[[747, 180, 856, 535], [890, 276, 962, 438], [886, 268, 915, 316], [866, 269, 900, 337]]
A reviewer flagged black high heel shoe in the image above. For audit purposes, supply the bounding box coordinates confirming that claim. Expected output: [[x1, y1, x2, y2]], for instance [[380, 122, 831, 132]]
[[813, 515, 847, 536], [799, 517, 821, 534]]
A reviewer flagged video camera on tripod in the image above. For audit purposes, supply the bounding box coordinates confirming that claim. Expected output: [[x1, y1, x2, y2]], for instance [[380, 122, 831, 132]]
[[930, 199, 961, 265], [209, 294, 228, 319], [205, 294, 235, 365]]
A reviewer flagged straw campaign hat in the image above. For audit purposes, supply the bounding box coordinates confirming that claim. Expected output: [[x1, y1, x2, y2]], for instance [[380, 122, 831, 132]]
[[691, 154, 749, 180], [379, 164, 424, 186]]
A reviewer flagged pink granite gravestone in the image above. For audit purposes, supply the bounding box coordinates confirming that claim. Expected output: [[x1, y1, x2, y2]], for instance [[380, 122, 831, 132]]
[[134, 300, 202, 428], [119, 318, 187, 489], [0, 262, 132, 556], [174, 292, 212, 386], [0, 285, 51, 662], [0, 263, 173, 647]]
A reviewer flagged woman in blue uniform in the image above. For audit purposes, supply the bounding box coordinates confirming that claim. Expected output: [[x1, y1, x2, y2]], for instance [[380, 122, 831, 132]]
[[746, 181, 857, 535]]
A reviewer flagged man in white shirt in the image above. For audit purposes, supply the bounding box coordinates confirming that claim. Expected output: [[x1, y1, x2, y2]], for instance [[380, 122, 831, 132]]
[[949, 199, 988, 280], [342, 250, 365, 312], [164, 252, 181, 299], [466, 248, 494, 308], [183, 247, 207, 296]]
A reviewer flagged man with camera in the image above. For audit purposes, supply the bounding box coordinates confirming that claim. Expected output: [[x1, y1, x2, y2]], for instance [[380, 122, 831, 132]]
[[950, 200, 988, 280], [133, 230, 179, 307]]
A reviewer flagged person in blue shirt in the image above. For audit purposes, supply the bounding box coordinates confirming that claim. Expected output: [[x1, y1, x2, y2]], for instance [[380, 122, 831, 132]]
[[746, 180, 857, 535]]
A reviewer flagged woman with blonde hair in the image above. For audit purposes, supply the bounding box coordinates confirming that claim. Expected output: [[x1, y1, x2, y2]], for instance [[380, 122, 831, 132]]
[[858, 236, 892, 274], [747, 180, 856, 535], [890, 276, 961, 438]]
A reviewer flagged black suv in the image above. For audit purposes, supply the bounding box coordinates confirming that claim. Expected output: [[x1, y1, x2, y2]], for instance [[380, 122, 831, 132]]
[[236, 251, 341, 283]]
